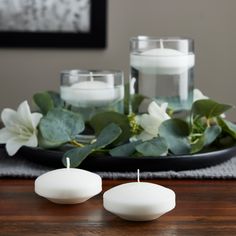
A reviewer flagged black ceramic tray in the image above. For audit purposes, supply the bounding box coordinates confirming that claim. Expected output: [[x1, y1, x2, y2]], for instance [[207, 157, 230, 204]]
[[11, 144, 236, 172]]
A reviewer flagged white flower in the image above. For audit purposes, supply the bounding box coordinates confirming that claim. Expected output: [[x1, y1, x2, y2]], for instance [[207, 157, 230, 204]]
[[134, 101, 170, 141], [0, 101, 43, 156], [193, 89, 208, 101]]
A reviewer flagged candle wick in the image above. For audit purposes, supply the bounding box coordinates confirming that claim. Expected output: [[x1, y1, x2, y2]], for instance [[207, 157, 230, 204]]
[[89, 72, 94, 82], [160, 39, 164, 49], [66, 157, 70, 169], [137, 169, 140, 182]]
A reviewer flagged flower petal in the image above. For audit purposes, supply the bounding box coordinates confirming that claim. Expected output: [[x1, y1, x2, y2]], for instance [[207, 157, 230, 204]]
[[6, 137, 26, 156], [160, 102, 168, 112], [139, 114, 160, 136], [31, 113, 43, 128], [193, 89, 208, 102], [6, 132, 38, 156], [0, 127, 15, 143], [16, 101, 34, 129], [24, 133, 38, 147], [148, 101, 170, 120], [1, 108, 17, 127], [135, 131, 156, 141]]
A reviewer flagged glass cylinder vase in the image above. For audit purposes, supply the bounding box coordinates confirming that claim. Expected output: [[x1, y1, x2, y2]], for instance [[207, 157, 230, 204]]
[[130, 36, 195, 113], [60, 70, 124, 121]]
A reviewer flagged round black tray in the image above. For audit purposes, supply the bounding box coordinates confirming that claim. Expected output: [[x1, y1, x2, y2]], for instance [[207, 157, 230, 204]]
[[14, 144, 236, 172]]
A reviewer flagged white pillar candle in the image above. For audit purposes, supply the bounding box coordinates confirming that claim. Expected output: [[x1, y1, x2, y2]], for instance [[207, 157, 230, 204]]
[[60, 72, 124, 107], [35, 158, 102, 204], [103, 170, 175, 221]]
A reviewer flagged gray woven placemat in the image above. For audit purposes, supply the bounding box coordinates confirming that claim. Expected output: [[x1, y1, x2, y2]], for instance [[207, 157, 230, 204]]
[[0, 152, 235, 179]]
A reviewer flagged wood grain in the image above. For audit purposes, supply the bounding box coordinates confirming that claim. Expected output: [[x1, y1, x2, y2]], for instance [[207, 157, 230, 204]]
[[0, 179, 235, 236]]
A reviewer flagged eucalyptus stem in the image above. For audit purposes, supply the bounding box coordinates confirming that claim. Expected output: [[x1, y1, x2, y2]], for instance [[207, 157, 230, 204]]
[[191, 133, 202, 137], [70, 140, 84, 148], [206, 118, 211, 127], [95, 149, 110, 153]]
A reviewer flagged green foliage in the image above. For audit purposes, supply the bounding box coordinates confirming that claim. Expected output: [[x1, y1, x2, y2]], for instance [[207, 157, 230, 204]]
[[90, 111, 131, 145], [109, 141, 141, 157], [131, 94, 147, 114], [191, 99, 232, 120], [159, 119, 191, 155], [62, 123, 122, 167], [94, 123, 122, 148], [39, 108, 84, 148], [47, 91, 64, 108], [62, 145, 94, 168], [110, 138, 168, 157], [30, 90, 236, 166], [33, 91, 64, 115], [135, 137, 168, 156], [33, 92, 54, 115], [217, 118, 236, 139], [191, 125, 222, 153]]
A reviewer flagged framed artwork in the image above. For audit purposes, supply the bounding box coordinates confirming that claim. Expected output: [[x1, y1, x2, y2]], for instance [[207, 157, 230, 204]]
[[0, 0, 107, 48]]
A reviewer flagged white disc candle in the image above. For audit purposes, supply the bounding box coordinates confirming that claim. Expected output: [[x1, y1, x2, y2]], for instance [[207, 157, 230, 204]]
[[60, 71, 124, 107], [35, 158, 102, 204], [103, 170, 176, 221], [131, 47, 195, 76]]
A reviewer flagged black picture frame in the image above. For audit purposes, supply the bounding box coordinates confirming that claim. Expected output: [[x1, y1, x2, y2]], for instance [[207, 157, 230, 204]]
[[0, 0, 107, 48]]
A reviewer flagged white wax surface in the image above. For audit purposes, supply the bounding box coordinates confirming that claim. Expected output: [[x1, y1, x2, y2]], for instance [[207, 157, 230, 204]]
[[60, 82, 124, 107], [35, 168, 102, 204], [130, 48, 195, 75], [103, 182, 176, 221]]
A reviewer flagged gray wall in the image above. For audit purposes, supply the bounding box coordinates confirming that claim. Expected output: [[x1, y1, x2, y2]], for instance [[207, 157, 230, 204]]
[[0, 0, 236, 119]]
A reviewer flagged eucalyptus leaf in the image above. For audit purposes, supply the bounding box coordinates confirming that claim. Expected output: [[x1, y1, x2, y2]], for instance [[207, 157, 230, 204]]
[[217, 117, 236, 139], [191, 125, 222, 153], [135, 137, 168, 156], [33, 92, 54, 115], [131, 94, 147, 114], [95, 123, 122, 149], [218, 136, 235, 147], [39, 108, 84, 147], [47, 91, 64, 108], [90, 111, 131, 145], [191, 99, 232, 120], [159, 119, 191, 155], [61, 123, 121, 167], [204, 125, 222, 146], [109, 140, 141, 157], [62, 145, 94, 168], [191, 135, 205, 154], [38, 130, 63, 149]]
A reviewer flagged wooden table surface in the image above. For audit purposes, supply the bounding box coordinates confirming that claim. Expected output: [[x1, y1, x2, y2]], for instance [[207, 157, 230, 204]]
[[0, 179, 235, 236]]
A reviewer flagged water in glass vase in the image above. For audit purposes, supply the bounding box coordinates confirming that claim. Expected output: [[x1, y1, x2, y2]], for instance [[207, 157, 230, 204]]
[[60, 84, 124, 121], [130, 51, 194, 114]]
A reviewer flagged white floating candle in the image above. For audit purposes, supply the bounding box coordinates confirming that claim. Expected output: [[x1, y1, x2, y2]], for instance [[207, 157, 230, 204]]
[[60, 72, 124, 107], [35, 158, 102, 204], [130, 46, 195, 75], [103, 170, 175, 221]]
